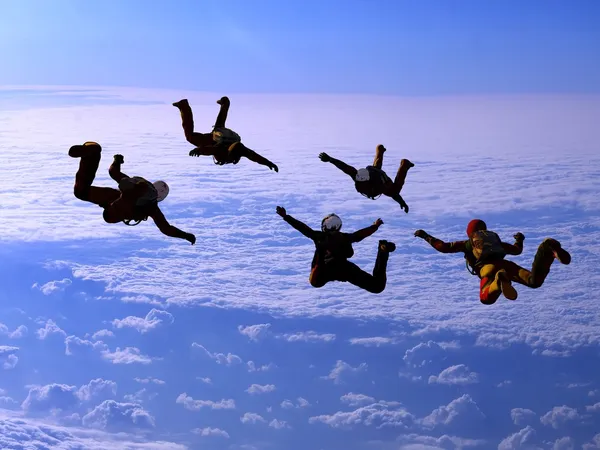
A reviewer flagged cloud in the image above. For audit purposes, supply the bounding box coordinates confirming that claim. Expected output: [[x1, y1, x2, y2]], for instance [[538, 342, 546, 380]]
[[32, 278, 72, 295], [247, 361, 276, 372], [280, 397, 311, 410], [586, 402, 600, 412], [269, 418, 290, 429], [77, 378, 118, 402], [240, 412, 266, 424], [583, 434, 600, 450], [278, 331, 336, 343], [511, 408, 537, 426], [134, 377, 165, 385], [309, 401, 414, 429], [349, 336, 397, 347], [420, 395, 485, 429], [175, 393, 235, 411], [396, 433, 486, 450], [82, 400, 155, 430], [102, 346, 154, 365], [197, 377, 212, 384], [428, 365, 479, 386], [238, 323, 271, 341], [321, 360, 367, 384], [0, 346, 19, 370], [36, 319, 67, 340], [540, 406, 580, 429], [0, 323, 28, 339], [246, 384, 276, 395], [91, 329, 114, 340], [124, 388, 157, 404], [192, 427, 230, 438], [498, 426, 538, 450], [553, 437, 575, 450], [340, 393, 376, 407], [112, 308, 174, 334], [191, 342, 242, 366], [403, 341, 459, 368]]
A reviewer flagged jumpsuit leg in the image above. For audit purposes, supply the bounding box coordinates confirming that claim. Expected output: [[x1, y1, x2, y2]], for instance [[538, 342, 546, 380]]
[[70, 142, 121, 207], [389, 159, 414, 195], [336, 244, 391, 294], [172, 100, 214, 147], [372, 145, 385, 170]]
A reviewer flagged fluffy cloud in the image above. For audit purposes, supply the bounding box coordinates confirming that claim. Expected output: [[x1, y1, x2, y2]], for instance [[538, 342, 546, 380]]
[[91, 329, 114, 340], [498, 426, 538, 450], [112, 309, 174, 334], [64, 336, 155, 364], [192, 342, 242, 366], [82, 400, 155, 430], [278, 331, 336, 343], [175, 393, 235, 411], [280, 397, 310, 409], [240, 412, 266, 424], [238, 323, 271, 341], [396, 433, 486, 449], [553, 437, 575, 450], [420, 395, 485, 429], [36, 319, 66, 340], [428, 365, 479, 386], [134, 377, 165, 385], [247, 361, 276, 372], [192, 427, 230, 438], [511, 408, 537, 426], [540, 406, 580, 429], [403, 341, 459, 368], [269, 419, 290, 429], [0, 346, 19, 370], [246, 384, 276, 395], [349, 336, 397, 347], [32, 278, 72, 295], [0, 323, 27, 339], [309, 401, 414, 429], [321, 360, 367, 384], [340, 393, 375, 407]]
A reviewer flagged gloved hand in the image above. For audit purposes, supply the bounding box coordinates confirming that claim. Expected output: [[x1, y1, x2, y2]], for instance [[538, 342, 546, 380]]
[[185, 233, 196, 245], [414, 229, 429, 239], [276, 206, 287, 218], [514, 232, 525, 242], [189, 148, 203, 157], [217, 96, 230, 106], [319, 152, 331, 162], [268, 162, 279, 172], [374, 218, 384, 228], [400, 200, 409, 214], [113, 154, 124, 164]]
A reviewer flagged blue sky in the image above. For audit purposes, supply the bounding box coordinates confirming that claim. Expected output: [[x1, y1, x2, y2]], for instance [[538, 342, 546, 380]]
[[1, 0, 600, 95]]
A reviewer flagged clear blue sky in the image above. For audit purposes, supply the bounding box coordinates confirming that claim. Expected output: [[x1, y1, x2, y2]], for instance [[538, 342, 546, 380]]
[[1, 0, 600, 95]]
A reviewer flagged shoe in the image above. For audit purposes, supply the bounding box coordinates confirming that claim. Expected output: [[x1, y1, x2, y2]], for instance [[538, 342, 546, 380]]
[[495, 269, 518, 301], [379, 240, 396, 253], [548, 239, 571, 265], [402, 159, 415, 168]]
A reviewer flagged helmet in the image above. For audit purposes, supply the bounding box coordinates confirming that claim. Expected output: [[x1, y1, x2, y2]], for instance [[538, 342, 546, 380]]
[[466, 219, 487, 237], [321, 213, 342, 233], [153, 181, 169, 202], [355, 168, 370, 182]]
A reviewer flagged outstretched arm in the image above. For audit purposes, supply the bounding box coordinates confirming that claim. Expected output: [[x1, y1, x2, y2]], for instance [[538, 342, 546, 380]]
[[502, 232, 524, 255], [414, 230, 467, 253], [319, 153, 357, 179], [349, 218, 383, 243], [241, 146, 278, 172], [109, 154, 129, 182], [391, 193, 409, 213], [276, 206, 316, 240], [149, 208, 196, 245]]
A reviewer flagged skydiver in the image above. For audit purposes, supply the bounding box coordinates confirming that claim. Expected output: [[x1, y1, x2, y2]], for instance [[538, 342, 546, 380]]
[[319, 145, 414, 213], [69, 141, 196, 245], [172, 96, 279, 172], [275, 206, 396, 294], [414, 219, 571, 304]]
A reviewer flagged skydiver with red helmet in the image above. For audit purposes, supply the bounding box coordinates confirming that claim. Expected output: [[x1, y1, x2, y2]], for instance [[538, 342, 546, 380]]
[[414, 219, 571, 304]]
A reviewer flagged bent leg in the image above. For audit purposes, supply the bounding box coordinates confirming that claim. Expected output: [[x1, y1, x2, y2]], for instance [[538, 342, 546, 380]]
[[479, 262, 517, 304], [390, 159, 414, 195], [505, 238, 570, 289], [71, 143, 121, 207], [173, 99, 214, 147], [309, 264, 331, 288], [372, 145, 385, 170], [214, 97, 230, 128], [336, 245, 391, 294]]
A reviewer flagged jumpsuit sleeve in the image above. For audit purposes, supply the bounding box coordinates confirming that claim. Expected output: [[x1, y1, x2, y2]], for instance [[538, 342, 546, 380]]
[[328, 157, 358, 179], [348, 224, 379, 243], [424, 234, 468, 253], [283, 215, 317, 240], [148, 208, 192, 241], [502, 240, 523, 256]]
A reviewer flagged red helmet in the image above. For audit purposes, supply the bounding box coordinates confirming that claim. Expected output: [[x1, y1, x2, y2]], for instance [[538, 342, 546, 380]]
[[466, 219, 487, 237]]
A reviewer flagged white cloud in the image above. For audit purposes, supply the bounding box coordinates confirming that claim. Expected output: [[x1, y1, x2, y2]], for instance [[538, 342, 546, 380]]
[[309, 401, 414, 429], [112, 308, 174, 334], [553, 437, 575, 450], [134, 377, 165, 385], [240, 412, 266, 424], [403, 341, 459, 368], [246, 384, 276, 395], [82, 400, 155, 430], [124, 388, 157, 404], [511, 408, 536, 426], [101, 346, 154, 365], [583, 434, 600, 450], [36, 319, 66, 340], [269, 418, 290, 429], [3, 354, 18, 370], [349, 336, 397, 347], [0, 323, 28, 339], [77, 378, 118, 402], [191, 342, 242, 366], [321, 360, 367, 384], [175, 393, 235, 411], [280, 397, 311, 410], [238, 323, 271, 341], [0, 346, 19, 370], [91, 329, 114, 340], [297, 397, 310, 408], [428, 365, 479, 386], [586, 402, 600, 412], [197, 377, 212, 384], [192, 427, 230, 438], [498, 426, 538, 450], [280, 400, 294, 409], [32, 278, 72, 295], [540, 406, 580, 429], [420, 395, 485, 429], [278, 331, 336, 343], [340, 393, 375, 407], [247, 361, 276, 372]]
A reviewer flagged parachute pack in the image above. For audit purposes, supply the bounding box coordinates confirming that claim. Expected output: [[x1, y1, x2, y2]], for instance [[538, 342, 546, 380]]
[[118, 176, 159, 226], [465, 230, 507, 273]]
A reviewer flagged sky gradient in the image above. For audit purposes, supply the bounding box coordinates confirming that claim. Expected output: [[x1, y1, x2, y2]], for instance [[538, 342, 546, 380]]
[[2, 0, 600, 95]]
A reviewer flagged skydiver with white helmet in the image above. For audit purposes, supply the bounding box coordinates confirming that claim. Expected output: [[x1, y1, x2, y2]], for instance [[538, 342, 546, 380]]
[[172, 96, 279, 172], [319, 145, 414, 213], [275, 206, 396, 294], [69, 141, 196, 245]]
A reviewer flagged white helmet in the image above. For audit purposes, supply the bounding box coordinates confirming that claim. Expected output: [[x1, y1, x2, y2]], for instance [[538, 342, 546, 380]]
[[355, 168, 370, 182], [321, 213, 342, 232], [153, 181, 169, 202]]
